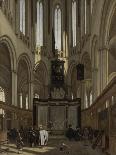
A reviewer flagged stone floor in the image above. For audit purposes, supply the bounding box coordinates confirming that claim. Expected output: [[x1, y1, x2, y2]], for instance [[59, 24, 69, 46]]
[[0, 138, 106, 155]]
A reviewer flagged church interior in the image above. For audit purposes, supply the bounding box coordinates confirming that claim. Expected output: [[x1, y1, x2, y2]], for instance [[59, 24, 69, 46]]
[[0, 0, 116, 155]]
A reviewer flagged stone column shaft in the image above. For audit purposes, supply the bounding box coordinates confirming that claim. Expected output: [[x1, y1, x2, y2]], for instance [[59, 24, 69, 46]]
[[81, 81, 86, 109], [12, 70, 17, 106], [99, 47, 108, 91], [29, 81, 33, 110], [92, 68, 98, 100], [102, 48, 108, 89]]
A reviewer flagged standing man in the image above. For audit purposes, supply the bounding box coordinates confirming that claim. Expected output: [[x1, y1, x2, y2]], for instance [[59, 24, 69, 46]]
[[28, 127, 36, 147]]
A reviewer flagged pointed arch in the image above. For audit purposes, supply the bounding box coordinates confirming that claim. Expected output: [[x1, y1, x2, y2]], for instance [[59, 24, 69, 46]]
[[81, 52, 92, 79], [67, 61, 77, 84], [17, 54, 32, 109], [0, 35, 17, 71], [34, 61, 48, 85], [17, 53, 32, 82], [100, 0, 116, 46]]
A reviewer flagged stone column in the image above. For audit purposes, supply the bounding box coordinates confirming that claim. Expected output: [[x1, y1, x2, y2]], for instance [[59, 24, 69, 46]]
[[66, 105, 68, 128], [95, 109, 98, 129], [85, 79, 92, 107], [22, 93, 26, 109], [92, 67, 98, 100], [81, 80, 85, 109], [19, 93, 22, 108], [102, 48, 108, 89], [99, 47, 108, 91], [12, 70, 17, 106], [99, 49, 102, 93], [44, 85, 49, 99], [109, 97, 112, 138], [67, 85, 72, 99], [97, 49, 101, 96], [28, 80, 34, 110]]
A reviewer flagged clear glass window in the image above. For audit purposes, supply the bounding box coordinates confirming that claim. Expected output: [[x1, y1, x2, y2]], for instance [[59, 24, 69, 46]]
[[54, 5, 61, 50], [20, 0, 25, 35], [72, 0, 76, 46], [36, 0, 43, 46], [0, 87, 5, 102]]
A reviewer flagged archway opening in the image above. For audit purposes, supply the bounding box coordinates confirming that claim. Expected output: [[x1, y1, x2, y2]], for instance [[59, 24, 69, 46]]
[[0, 43, 12, 104]]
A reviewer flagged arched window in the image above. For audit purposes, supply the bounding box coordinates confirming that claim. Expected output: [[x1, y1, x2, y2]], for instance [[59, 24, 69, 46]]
[[90, 91, 92, 105], [111, 96, 115, 105], [0, 87, 5, 102], [91, 0, 94, 14], [84, 0, 87, 34], [84, 91, 88, 108], [106, 100, 109, 108], [72, 0, 76, 47], [26, 94, 28, 109], [71, 93, 74, 100], [54, 5, 61, 51], [20, 0, 25, 35], [0, 108, 5, 115], [36, 0, 43, 46], [19, 93, 23, 108]]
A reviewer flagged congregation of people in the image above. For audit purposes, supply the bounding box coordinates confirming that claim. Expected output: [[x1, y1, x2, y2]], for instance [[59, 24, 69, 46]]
[[7, 125, 48, 153], [65, 124, 101, 143], [7, 124, 103, 154]]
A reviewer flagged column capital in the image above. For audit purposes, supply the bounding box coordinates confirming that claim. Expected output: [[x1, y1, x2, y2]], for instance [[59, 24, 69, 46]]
[[28, 80, 35, 84], [81, 80, 86, 84], [11, 70, 17, 74], [42, 84, 48, 87], [67, 84, 71, 87], [92, 67, 98, 72], [83, 79, 92, 82], [99, 46, 109, 52]]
